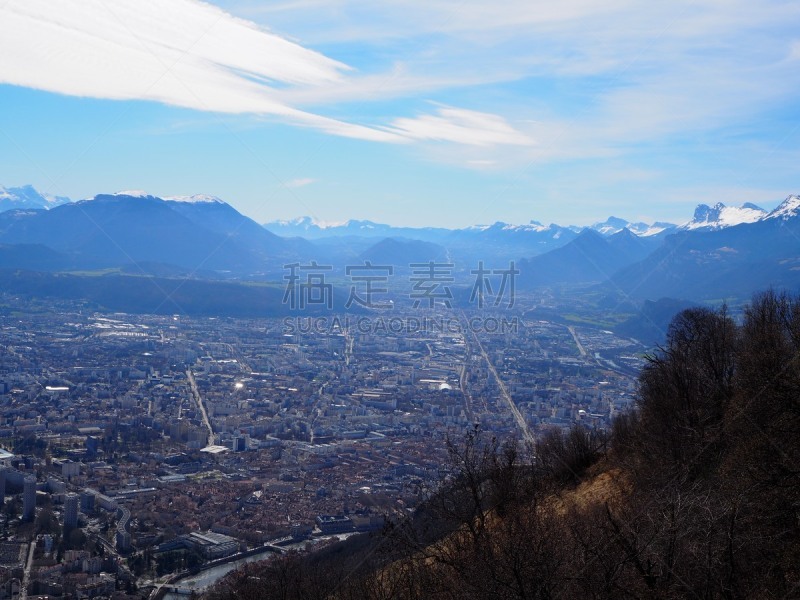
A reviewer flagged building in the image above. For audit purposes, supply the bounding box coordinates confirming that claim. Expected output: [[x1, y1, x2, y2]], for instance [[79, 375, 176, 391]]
[[0, 466, 6, 507], [64, 493, 79, 531], [315, 515, 354, 534], [83, 488, 117, 512], [181, 532, 239, 560], [79, 491, 95, 513], [116, 530, 131, 553], [61, 460, 80, 479], [22, 475, 36, 522]]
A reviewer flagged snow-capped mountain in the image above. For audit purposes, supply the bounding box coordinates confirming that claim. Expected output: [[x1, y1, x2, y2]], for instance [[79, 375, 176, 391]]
[[631, 222, 677, 237], [680, 202, 767, 231], [763, 195, 800, 221], [588, 216, 676, 237], [264, 216, 451, 241], [112, 190, 152, 198], [164, 194, 226, 204], [109, 191, 225, 204], [466, 220, 560, 233], [590, 216, 631, 236], [0, 191, 313, 274], [0, 185, 71, 211]]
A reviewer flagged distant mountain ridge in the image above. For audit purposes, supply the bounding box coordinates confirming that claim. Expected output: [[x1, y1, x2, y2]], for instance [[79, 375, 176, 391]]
[[0, 192, 308, 276], [518, 228, 652, 286], [611, 195, 800, 301], [2, 183, 787, 243], [0, 185, 798, 308], [264, 215, 666, 240], [359, 237, 448, 266], [0, 185, 71, 212], [678, 202, 767, 230], [264, 216, 453, 243]]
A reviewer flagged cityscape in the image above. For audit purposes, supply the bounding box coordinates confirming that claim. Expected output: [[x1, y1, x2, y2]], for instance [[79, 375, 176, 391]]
[[0, 287, 644, 597], [1, 0, 798, 597]]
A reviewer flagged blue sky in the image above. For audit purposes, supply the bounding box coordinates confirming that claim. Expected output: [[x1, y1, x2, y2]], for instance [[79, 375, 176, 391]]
[[0, 0, 798, 227]]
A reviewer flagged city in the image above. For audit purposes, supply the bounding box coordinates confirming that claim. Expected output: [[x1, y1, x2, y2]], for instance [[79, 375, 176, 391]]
[[0, 290, 643, 598]]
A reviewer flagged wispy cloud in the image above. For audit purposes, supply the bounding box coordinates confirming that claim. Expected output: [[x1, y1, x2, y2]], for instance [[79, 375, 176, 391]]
[[2, 0, 799, 180], [225, 0, 800, 159], [0, 0, 402, 142], [385, 106, 534, 146], [285, 178, 316, 188]]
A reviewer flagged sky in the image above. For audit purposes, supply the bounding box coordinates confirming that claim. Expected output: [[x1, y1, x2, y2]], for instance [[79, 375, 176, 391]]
[[0, 0, 798, 228]]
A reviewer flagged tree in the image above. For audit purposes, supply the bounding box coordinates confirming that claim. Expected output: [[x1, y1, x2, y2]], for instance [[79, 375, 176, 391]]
[[35, 508, 59, 536], [722, 290, 800, 595], [536, 424, 605, 484], [636, 306, 736, 477]]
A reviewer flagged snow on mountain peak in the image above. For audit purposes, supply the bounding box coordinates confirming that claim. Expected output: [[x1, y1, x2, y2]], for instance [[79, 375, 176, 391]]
[[681, 202, 766, 230], [0, 184, 71, 210], [764, 195, 800, 221], [500, 221, 551, 232], [591, 216, 630, 236], [42, 192, 70, 206], [635, 222, 675, 237], [266, 216, 349, 231], [271, 216, 314, 227], [165, 194, 226, 205], [588, 216, 675, 237], [113, 190, 152, 198]]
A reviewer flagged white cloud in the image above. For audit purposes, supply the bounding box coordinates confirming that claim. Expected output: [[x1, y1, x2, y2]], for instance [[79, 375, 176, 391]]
[[223, 0, 800, 157], [2, 0, 799, 169], [0, 0, 541, 149], [285, 178, 316, 188], [385, 106, 534, 146], [0, 0, 402, 142]]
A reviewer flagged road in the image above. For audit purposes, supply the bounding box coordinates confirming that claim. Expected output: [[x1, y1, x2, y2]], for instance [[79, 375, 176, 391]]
[[343, 328, 354, 366], [225, 342, 251, 373], [20, 538, 36, 600], [465, 315, 535, 446], [186, 368, 215, 446], [567, 326, 588, 357], [459, 362, 475, 423]]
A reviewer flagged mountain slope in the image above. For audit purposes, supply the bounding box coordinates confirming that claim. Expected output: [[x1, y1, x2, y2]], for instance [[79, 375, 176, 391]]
[[0, 194, 298, 274], [518, 229, 646, 286], [606, 227, 655, 260], [444, 221, 579, 265], [612, 196, 800, 301], [0, 243, 69, 271], [166, 195, 314, 263], [358, 237, 448, 266]]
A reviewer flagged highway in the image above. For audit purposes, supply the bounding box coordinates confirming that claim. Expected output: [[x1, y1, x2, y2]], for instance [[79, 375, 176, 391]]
[[567, 325, 588, 357], [186, 368, 215, 446], [465, 315, 535, 446], [459, 362, 475, 423]]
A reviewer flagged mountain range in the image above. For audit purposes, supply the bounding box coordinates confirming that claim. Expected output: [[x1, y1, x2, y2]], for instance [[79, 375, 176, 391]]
[[0, 184, 797, 309], [0, 185, 71, 212], [612, 195, 800, 301]]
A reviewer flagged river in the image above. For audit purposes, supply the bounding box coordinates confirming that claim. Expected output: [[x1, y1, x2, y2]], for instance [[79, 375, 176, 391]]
[[163, 549, 276, 599], [162, 533, 359, 598]]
